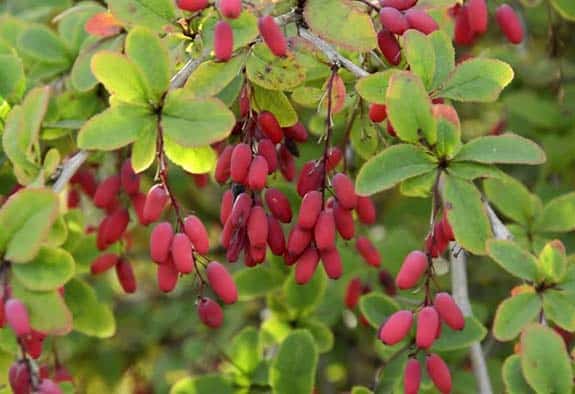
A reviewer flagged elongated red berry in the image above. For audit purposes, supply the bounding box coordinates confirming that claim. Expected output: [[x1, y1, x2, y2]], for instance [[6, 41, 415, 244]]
[[314, 209, 336, 251], [379, 269, 397, 296], [426, 223, 449, 258], [220, 189, 233, 225], [333, 202, 355, 240], [295, 247, 320, 284], [267, 216, 285, 256], [130, 192, 147, 225], [326, 147, 343, 171], [434, 292, 465, 330], [416, 306, 439, 349], [91, 253, 120, 275], [441, 214, 455, 241], [219, 0, 242, 18], [143, 184, 169, 223], [230, 192, 253, 227], [215, 145, 234, 184], [345, 278, 363, 309], [396, 251, 428, 289], [356, 196, 376, 225], [104, 209, 130, 245], [38, 379, 61, 394], [278, 144, 296, 181], [197, 297, 223, 328], [265, 188, 292, 223], [249, 244, 266, 264], [5, 299, 31, 336], [496, 4, 524, 44], [184, 215, 210, 254], [287, 226, 312, 259], [258, 16, 287, 57], [454, 5, 475, 46], [214, 21, 233, 61], [116, 259, 136, 293], [467, 0, 488, 34], [22, 331, 44, 359], [150, 222, 174, 264], [171, 233, 194, 274], [426, 354, 452, 394], [206, 261, 238, 304], [297, 160, 324, 197], [283, 122, 308, 142], [380, 7, 409, 34], [404, 358, 421, 394], [320, 248, 342, 279], [378, 29, 401, 65], [248, 155, 269, 190], [157, 259, 179, 293], [333, 173, 357, 210], [369, 103, 387, 123], [298, 190, 323, 229], [258, 111, 283, 143], [97, 216, 111, 250], [120, 160, 140, 195], [230, 143, 252, 183], [356, 236, 381, 267], [94, 175, 121, 209], [380, 0, 416, 10], [9, 361, 31, 394], [378, 310, 413, 345], [257, 139, 277, 174], [177, 0, 209, 12], [71, 169, 97, 197], [405, 9, 439, 34], [247, 206, 268, 247]]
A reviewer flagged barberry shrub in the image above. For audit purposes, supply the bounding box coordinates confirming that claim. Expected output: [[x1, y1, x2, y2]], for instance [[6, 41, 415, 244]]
[[0, 0, 573, 393]]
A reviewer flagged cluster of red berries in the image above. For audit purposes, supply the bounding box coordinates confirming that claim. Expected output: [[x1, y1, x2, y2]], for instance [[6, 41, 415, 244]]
[[425, 213, 455, 258], [452, 0, 524, 46]]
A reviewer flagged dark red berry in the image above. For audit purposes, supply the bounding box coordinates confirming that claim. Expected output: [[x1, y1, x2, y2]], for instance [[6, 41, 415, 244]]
[[230, 143, 252, 184], [91, 253, 120, 275], [265, 188, 292, 223], [356, 236, 381, 267], [150, 222, 174, 264], [283, 122, 308, 142], [298, 190, 323, 230], [247, 155, 269, 190], [257, 139, 278, 173], [378, 29, 401, 65], [369, 103, 387, 123], [405, 9, 439, 34], [214, 21, 234, 61], [120, 160, 140, 195], [314, 209, 336, 251], [215, 145, 234, 184], [247, 206, 268, 248], [286, 226, 312, 259], [320, 248, 343, 279], [496, 4, 524, 44], [177, 0, 209, 12], [197, 297, 223, 328], [115, 259, 136, 294], [467, 0, 488, 34], [297, 160, 324, 197], [94, 175, 121, 209], [258, 15, 287, 57], [267, 215, 285, 256], [295, 247, 320, 284], [454, 5, 475, 46], [332, 173, 357, 210], [380, 7, 409, 34], [230, 192, 253, 227], [333, 202, 355, 240], [258, 111, 283, 143], [220, 189, 233, 225], [345, 278, 363, 309], [356, 196, 376, 225]]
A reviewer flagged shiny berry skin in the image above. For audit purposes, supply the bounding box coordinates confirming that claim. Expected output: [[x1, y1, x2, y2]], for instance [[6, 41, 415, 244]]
[[297, 160, 324, 197], [333, 202, 355, 240], [265, 188, 292, 223], [150, 222, 174, 264], [441, 214, 455, 241], [197, 297, 224, 328], [295, 247, 320, 284], [37, 379, 61, 394], [356, 196, 376, 225], [278, 144, 296, 181], [230, 143, 252, 184], [379, 0, 417, 10], [258, 16, 288, 57], [115, 259, 136, 294], [426, 354, 452, 394], [496, 4, 524, 44], [378, 310, 413, 345], [177, 0, 209, 12], [143, 184, 169, 223], [229, 192, 252, 227], [467, 0, 488, 34], [257, 139, 277, 174], [183, 215, 210, 255], [332, 173, 357, 210], [326, 147, 343, 171], [396, 250, 428, 290], [416, 306, 440, 349], [220, 189, 233, 225], [283, 122, 309, 142], [206, 261, 238, 304], [267, 215, 286, 256], [404, 358, 422, 394], [247, 155, 269, 190], [5, 299, 31, 336], [94, 175, 121, 209], [320, 248, 343, 279], [157, 260, 179, 293], [9, 361, 31, 394], [171, 233, 195, 274], [103, 209, 130, 245], [434, 292, 465, 331], [377, 29, 401, 65], [314, 210, 336, 251], [258, 111, 283, 143], [215, 145, 234, 184], [219, 0, 242, 18], [454, 5, 475, 46], [405, 9, 439, 34], [356, 236, 381, 267], [120, 160, 140, 195], [247, 206, 268, 248], [369, 103, 387, 123], [91, 253, 120, 275], [286, 226, 312, 260], [379, 7, 409, 35], [345, 278, 363, 309], [298, 190, 323, 229], [214, 21, 234, 61]]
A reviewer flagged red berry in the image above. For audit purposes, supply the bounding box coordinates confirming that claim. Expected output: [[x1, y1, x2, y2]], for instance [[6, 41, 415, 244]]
[[314, 209, 336, 251], [130, 192, 148, 225], [356, 236, 381, 267], [267, 215, 286, 256], [379, 0, 416, 10], [143, 184, 169, 223], [320, 248, 343, 279], [91, 253, 120, 275], [67, 189, 79, 208], [115, 259, 136, 293], [248, 244, 266, 264], [434, 292, 465, 331], [120, 160, 140, 195], [38, 379, 61, 394], [356, 196, 376, 225], [230, 192, 253, 227], [369, 103, 387, 123], [278, 144, 296, 181], [9, 361, 31, 394], [333, 202, 355, 240], [94, 175, 121, 209], [157, 259, 179, 293], [405, 9, 439, 34], [230, 143, 252, 184], [467, 0, 488, 34], [53, 367, 72, 383], [258, 111, 283, 143], [396, 251, 428, 289], [247, 206, 268, 248], [380, 7, 409, 34], [239, 85, 250, 117], [258, 15, 287, 57], [177, 0, 209, 12], [345, 278, 363, 309], [218, 0, 242, 18], [297, 160, 324, 197], [184, 215, 210, 255], [387, 121, 397, 137], [104, 209, 130, 245], [404, 358, 421, 394], [454, 5, 475, 46], [71, 169, 97, 197], [197, 297, 223, 328], [215, 145, 234, 184], [247, 155, 269, 190], [171, 233, 195, 274], [496, 4, 524, 44], [416, 306, 440, 349], [295, 247, 320, 284], [326, 147, 343, 171], [96, 216, 111, 250], [287, 226, 312, 259], [298, 190, 323, 230], [332, 173, 357, 210], [378, 310, 413, 345], [265, 188, 292, 223], [214, 21, 234, 61], [257, 139, 278, 174], [5, 299, 31, 336], [283, 122, 309, 142], [426, 354, 452, 394], [150, 222, 174, 264], [378, 29, 401, 65], [378, 269, 397, 296], [22, 331, 44, 359], [441, 214, 454, 241], [426, 224, 449, 257], [220, 189, 233, 225], [206, 261, 238, 304]]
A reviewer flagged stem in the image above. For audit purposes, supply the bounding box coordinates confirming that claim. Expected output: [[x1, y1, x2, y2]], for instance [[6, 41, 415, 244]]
[[320, 66, 339, 205]]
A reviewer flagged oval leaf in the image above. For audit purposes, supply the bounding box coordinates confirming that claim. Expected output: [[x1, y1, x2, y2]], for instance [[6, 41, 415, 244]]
[[12, 246, 74, 291], [454, 134, 546, 165], [486, 240, 539, 281], [493, 293, 541, 341]]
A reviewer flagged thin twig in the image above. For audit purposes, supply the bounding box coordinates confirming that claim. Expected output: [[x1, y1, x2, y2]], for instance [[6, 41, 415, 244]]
[[484, 202, 513, 240]]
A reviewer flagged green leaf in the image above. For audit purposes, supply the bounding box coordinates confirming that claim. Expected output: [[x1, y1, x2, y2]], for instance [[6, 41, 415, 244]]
[[443, 175, 492, 255], [537, 240, 567, 283], [270, 330, 318, 394], [486, 240, 539, 281], [351, 387, 373, 394], [534, 192, 575, 233], [484, 176, 537, 226], [402, 30, 435, 89], [304, 0, 377, 52], [454, 134, 546, 165], [91, 51, 148, 104], [108, 0, 176, 32], [227, 327, 260, 374], [358, 293, 399, 329], [71, 35, 124, 92], [399, 171, 436, 198], [355, 144, 437, 196], [164, 137, 217, 174], [429, 30, 455, 91], [0, 54, 25, 103], [436, 58, 514, 102], [2, 107, 40, 185], [77, 105, 155, 151], [125, 27, 170, 102], [291, 86, 323, 108], [18, 25, 70, 64], [11, 278, 72, 336], [131, 121, 157, 173], [300, 318, 334, 353], [12, 246, 74, 291], [202, 12, 258, 52], [432, 316, 487, 351], [246, 43, 306, 91], [284, 269, 326, 317], [0, 188, 59, 263], [350, 116, 380, 160], [550, 0, 575, 21], [386, 71, 436, 144], [448, 162, 505, 181], [252, 85, 297, 127], [170, 374, 233, 394], [234, 263, 285, 301], [542, 290, 575, 331], [493, 293, 541, 341], [161, 90, 235, 148], [184, 56, 244, 99], [64, 278, 115, 338], [434, 111, 461, 159], [520, 324, 573, 394], [355, 70, 394, 104], [502, 355, 536, 394]]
